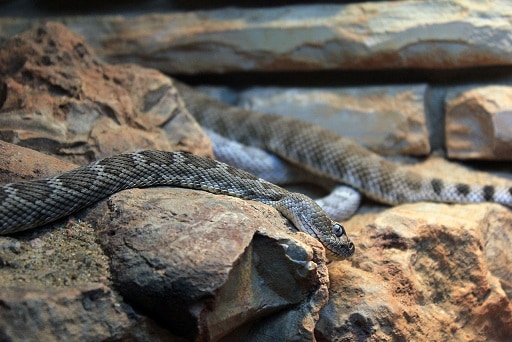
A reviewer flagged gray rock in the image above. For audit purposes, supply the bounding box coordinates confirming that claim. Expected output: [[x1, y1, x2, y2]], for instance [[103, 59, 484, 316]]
[[2, 1, 512, 73], [84, 187, 329, 341], [199, 85, 430, 156]]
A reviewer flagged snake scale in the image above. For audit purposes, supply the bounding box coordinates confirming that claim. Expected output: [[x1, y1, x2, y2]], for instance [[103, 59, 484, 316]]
[[2, 82, 512, 260]]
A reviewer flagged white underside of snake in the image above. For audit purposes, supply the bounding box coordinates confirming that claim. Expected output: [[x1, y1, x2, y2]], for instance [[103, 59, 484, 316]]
[[2, 83, 512, 259]]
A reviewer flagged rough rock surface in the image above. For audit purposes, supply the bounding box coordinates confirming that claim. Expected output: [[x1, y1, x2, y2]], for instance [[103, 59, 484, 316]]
[[0, 285, 169, 341], [0, 21, 211, 165], [0, 25, 331, 341], [0, 143, 179, 341], [2, 1, 512, 73], [321, 202, 512, 341], [316, 156, 512, 340], [83, 187, 329, 341], [446, 85, 512, 160], [199, 84, 430, 156], [0, 140, 76, 184], [0, 141, 330, 341]]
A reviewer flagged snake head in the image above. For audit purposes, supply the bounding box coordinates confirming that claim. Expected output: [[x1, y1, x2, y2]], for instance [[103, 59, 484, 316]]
[[324, 222, 355, 260]]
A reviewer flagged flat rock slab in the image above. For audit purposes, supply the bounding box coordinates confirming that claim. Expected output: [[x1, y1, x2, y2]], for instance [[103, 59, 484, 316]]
[[199, 84, 430, 156], [2, 1, 512, 73]]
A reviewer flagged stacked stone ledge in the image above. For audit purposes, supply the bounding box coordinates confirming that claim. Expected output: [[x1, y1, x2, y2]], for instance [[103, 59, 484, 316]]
[[3, 0, 510, 159]]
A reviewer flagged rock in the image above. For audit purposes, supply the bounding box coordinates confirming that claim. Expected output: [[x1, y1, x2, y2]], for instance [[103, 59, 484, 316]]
[[0, 22, 331, 341], [0, 140, 77, 184], [2, 19, 512, 342], [445, 85, 512, 160], [199, 84, 430, 156], [0, 21, 211, 165], [319, 202, 512, 341], [0, 143, 330, 340], [0, 284, 178, 341], [2, 1, 512, 73], [0, 218, 176, 341], [83, 187, 329, 341]]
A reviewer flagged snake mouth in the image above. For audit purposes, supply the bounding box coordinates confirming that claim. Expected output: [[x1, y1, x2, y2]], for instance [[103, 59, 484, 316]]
[[325, 240, 355, 260]]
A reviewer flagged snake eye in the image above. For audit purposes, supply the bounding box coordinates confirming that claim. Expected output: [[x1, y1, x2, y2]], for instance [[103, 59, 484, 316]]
[[333, 223, 345, 237]]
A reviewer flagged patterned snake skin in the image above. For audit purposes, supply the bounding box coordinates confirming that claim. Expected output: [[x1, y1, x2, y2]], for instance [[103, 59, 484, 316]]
[[3, 82, 512, 261], [0, 151, 355, 259], [177, 82, 512, 208], [206, 128, 362, 221]]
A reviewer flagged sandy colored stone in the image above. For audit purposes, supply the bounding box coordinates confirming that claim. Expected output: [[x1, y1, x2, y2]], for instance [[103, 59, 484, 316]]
[[2, 1, 512, 73], [446, 85, 512, 160], [0, 22, 211, 165], [83, 187, 329, 341], [320, 203, 512, 341], [199, 84, 430, 156], [0, 140, 77, 184], [316, 156, 512, 339]]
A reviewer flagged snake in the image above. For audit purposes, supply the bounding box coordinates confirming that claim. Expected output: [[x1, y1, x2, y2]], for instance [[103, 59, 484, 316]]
[[206, 128, 362, 221], [0, 150, 355, 259], [2, 82, 512, 261], [176, 82, 512, 208]]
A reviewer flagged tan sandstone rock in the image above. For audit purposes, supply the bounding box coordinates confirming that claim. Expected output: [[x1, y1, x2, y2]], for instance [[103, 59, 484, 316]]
[[321, 203, 512, 341], [445, 85, 512, 160], [1, 1, 512, 73], [0, 22, 211, 166], [199, 85, 430, 156], [0, 140, 76, 183]]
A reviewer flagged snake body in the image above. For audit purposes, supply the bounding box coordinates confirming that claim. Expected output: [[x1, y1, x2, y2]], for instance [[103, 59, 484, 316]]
[[3, 83, 512, 261], [206, 128, 362, 221], [178, 83, 512, 208], [0, 150, 355, 259]]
